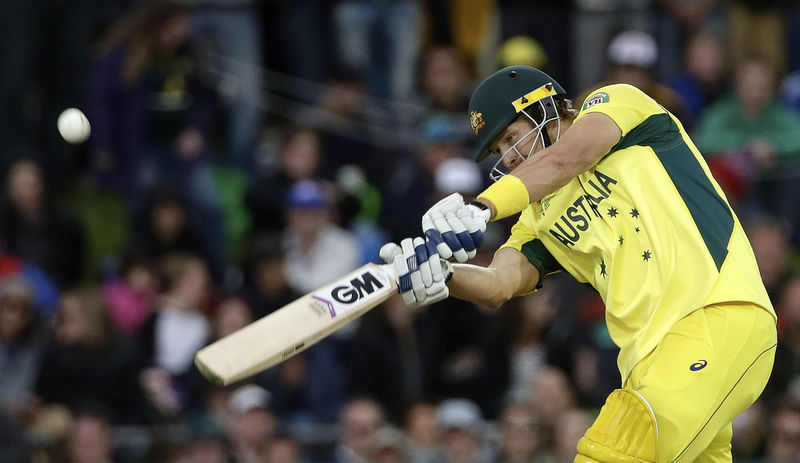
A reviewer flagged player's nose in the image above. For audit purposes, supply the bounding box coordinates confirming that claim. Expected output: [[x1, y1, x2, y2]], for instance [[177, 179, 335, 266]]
[[503, 151, 521, 169]]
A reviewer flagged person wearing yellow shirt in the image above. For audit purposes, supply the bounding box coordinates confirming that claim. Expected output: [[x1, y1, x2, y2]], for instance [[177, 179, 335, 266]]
[[380, 65, 777, 463]]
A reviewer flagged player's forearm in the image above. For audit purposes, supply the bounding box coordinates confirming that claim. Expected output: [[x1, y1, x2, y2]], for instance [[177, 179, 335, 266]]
[[477, 113, 621, 220], [447, 262, 537, 309], [518, 115, 619, 197], [447, 263, 511, 309]]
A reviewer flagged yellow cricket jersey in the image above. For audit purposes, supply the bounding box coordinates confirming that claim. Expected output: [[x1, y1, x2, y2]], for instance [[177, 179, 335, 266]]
[[500, 83, 776, 382]]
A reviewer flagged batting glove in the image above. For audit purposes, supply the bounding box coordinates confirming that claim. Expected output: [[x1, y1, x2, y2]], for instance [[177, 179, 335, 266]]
[[422, 193, 489, 263], [379, 237, 453, 307]]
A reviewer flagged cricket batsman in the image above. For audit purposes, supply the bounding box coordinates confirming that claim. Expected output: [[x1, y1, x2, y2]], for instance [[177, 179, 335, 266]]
[[380, 65, 777, 462]]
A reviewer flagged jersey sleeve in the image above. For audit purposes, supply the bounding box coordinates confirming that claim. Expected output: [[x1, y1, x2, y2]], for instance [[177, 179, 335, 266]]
[[575, 84, 667, 137], [499, 209, 563, 290]]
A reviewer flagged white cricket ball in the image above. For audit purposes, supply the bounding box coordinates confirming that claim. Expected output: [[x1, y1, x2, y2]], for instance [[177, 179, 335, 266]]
[[57, 108, 91, 144]]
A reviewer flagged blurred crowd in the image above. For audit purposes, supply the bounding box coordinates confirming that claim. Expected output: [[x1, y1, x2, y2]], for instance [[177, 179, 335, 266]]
[[3, 0, 800, 462]]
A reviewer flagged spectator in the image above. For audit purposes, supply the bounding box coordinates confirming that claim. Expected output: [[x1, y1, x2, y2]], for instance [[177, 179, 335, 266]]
[[101, 251, 158, 337], [435, 398, 490, 463], [766, 276, 800, 406], [416, 45, 472, 115], [227, 384, 276, 463], [265, 434, 303, 463], [240, 234, 301, 319], [0, 232, 60, 318], [335, 164, 388, 265], [668, 29, 728, 121], [433, 158, 486, 203], [779, 62, 800, 112], [403, 400, 440, 463], [0, 408, 32, 463], [257, 337, 348, 428], [746, 217, 793, 300], [310, 70, 384, 182], [35, 288, 143, 423], [210, 295, 253, 340], [89, 0, 226, 280], [497, 2, 572, 87], [527, 366, 577, 429], [1, 158, 87, 288], [497, 35, 550, 72], [246, 125, 323, 236], [652, 0, 724, 81], [344, 294, 425, 422], [66, 406, 115, 463], [479, 288, 558, 418], [0, 279, 45, 419], [496, 401, 548, 463], [764, 405, 800, 461], [283, 180, 360, 294], [570, 0, 653, 92], [417, 297, 491, 408], [334, 397, 386, 463], [185, 0, 265, 171], [728, 0, 787, 75], [333, 0, 421, 100], [138, 253, 211, 415], [694, 55, 800, 230], [366, 425, 411, 463], [132, 187, 215, 279], [731, 401, 768, 458], [576, 30, 691, 125], [179, 417, 231, 463], [383, 113, 469, 241], [551, 408, 592, 463]]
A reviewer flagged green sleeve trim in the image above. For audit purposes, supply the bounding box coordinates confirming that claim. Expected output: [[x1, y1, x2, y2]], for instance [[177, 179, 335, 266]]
[[520, 239, 563, 288]]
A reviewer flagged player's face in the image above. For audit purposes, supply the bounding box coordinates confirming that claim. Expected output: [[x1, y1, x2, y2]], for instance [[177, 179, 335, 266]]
[[491, 119, 540, 170], [486, 96, 561, 182]]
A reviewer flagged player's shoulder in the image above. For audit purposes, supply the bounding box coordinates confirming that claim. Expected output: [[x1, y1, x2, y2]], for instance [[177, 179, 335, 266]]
[[579, 83, 652, 111]]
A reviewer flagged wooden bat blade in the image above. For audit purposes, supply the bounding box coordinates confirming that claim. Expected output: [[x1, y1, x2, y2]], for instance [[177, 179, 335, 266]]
[[195, 263, 396, 386]]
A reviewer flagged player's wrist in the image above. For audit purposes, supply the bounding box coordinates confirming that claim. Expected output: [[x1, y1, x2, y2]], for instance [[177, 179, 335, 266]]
[[441, 259, 454, 282], [477, 174, 530, 220], [466, 199, 493, 223]]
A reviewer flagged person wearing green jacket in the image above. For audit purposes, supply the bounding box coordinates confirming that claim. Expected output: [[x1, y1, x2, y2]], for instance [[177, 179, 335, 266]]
[[695, 55, 800, 230]]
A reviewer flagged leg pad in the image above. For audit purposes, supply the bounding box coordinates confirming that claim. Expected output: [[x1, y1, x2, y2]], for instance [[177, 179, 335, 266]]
[[574, 389, 658, 463]]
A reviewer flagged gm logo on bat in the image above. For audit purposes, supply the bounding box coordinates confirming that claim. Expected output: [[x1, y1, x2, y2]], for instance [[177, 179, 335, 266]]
[[330, 271, 385, 304]]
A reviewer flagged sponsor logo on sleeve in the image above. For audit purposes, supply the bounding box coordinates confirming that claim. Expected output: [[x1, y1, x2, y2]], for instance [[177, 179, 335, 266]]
[[583, 92, 609, 110]]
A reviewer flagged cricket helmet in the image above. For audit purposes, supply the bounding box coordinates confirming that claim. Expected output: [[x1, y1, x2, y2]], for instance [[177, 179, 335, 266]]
[[468, 65, 566, 162]]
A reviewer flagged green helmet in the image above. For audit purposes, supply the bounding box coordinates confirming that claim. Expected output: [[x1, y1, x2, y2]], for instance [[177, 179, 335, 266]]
[[468, 65, 566, 161]]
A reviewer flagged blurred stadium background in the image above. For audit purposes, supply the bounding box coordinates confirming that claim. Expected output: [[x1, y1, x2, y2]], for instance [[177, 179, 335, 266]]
[[2, 0, 800, 462]]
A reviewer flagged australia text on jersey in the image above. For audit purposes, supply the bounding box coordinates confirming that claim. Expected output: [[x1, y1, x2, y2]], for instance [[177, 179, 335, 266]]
[[548, 170, 618, 247]]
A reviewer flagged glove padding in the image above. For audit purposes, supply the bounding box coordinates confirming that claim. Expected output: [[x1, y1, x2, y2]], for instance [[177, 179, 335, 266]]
[[379, 238, 453, 307], [421, 193, 488, 263]]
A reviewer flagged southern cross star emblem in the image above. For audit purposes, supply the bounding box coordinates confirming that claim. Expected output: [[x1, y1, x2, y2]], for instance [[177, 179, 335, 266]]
[[630, 208, 639, 218], [607, 207, 618, 218], [600, 259, 607, 277], [642, 250, 652, 261]]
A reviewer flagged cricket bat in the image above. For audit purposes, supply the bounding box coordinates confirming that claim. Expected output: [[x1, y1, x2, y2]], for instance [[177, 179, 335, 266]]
[[195, 262, 396, 386]]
